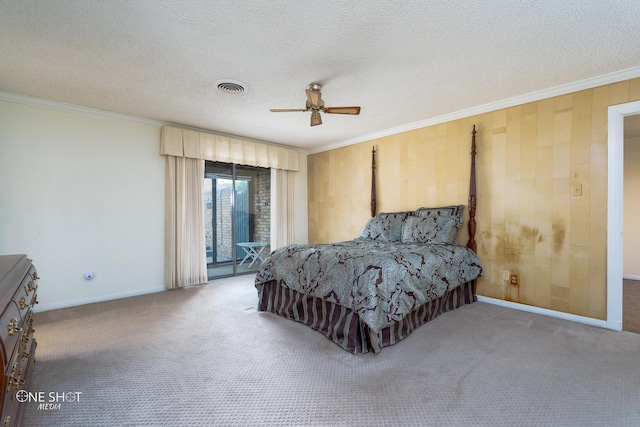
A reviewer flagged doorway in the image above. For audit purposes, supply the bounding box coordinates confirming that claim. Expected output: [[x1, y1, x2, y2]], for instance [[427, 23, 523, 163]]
[[204, 162, 271, 279], [622, 114, 640, 332], [607, 101, 640, 330]]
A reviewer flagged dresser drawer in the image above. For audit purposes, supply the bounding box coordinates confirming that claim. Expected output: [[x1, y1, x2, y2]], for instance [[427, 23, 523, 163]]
[[13, 273, 37, 324], [0, 255, 38, 427], [0, 303, 22, 367]]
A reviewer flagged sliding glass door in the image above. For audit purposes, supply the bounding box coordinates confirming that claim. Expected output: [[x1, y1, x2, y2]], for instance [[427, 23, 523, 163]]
[[204, 162, 270, 279]]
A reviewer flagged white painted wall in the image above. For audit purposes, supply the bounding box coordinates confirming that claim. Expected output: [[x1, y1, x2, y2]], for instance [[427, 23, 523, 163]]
[[0, 100, 166, 310], [624, 136, 640, 279], [0, 98, 308, 310]]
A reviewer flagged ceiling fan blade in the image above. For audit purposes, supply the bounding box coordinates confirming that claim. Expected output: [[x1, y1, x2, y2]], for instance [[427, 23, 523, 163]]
[[270, 108, 308, 112], [310, 110, 322, 126], [305, 89, 323, 108], [324, 106, 361, 115]]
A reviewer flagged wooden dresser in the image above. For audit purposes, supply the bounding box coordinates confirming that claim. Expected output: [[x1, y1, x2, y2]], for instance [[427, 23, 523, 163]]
[[0, 255, 38, 427]]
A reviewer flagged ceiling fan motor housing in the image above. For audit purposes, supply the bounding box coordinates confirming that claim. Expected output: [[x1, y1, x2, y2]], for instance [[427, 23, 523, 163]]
[[270, 82, 360, 126]]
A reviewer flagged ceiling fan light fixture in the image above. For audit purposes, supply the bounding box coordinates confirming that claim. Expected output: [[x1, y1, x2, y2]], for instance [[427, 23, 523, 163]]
[[310, 110, 322, 126], [215, 79, 247, 94], [306, 88, 322, 108], [271, 82, 360, 127]]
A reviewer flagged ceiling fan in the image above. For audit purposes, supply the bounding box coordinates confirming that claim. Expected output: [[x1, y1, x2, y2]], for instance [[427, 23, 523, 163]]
[[270, 82, 361, 126]]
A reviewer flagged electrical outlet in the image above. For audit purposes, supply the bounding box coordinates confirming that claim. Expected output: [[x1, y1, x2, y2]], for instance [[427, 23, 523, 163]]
[[509, 274, 519, 285], [502, 270, 510, 281]]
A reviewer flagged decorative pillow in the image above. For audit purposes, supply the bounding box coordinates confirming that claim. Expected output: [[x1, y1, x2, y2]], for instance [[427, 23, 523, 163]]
[[357, 211, 413, 242], [357, 217, 387, 241], [376, 211, 413, 242], [401, 215, 462, 244], [414, 205, 465, 218]]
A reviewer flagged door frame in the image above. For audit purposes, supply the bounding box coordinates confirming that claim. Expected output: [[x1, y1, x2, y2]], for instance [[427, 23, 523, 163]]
[[607, 100, 640, 330]]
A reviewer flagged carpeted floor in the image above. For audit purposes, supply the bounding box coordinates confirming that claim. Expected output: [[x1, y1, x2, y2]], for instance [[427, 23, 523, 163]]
[[23, 274, 640, 426]]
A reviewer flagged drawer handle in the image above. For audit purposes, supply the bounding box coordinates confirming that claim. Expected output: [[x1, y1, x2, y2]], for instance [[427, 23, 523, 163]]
[[26, 313, 35, 336], [7, 368, 25, 398], [19, 297, 28, 310], [7, 317, 21, 336], [32, 272, 40, 280], [27, 281, 35, 292], [5, 363, 17, 394]]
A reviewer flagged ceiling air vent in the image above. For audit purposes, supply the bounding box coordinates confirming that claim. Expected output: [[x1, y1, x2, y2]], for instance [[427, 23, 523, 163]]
[[216, 79, 247, 95]]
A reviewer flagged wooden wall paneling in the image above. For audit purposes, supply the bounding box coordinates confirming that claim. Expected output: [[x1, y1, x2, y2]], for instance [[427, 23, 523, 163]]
[[550, 100, 572, 312], [588, 86, 610, 319], [630, 77, 640, 100], [570, 247, 591, 316], [503, 107, 521, 302], [435, 123, 449, 206], [475, 115, 494, 296], [306, 77, 639, 320], [490, 110, 507, 299], [352, 144, 372, 239], [398, 133, 411, 208], [609, 81, 630, 106], [519, 104, 538, 305], [424, 126, 438, 205]]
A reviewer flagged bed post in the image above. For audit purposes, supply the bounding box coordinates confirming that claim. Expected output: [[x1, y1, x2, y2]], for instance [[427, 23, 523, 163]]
[[371, 147, 376, 217], [467, 125, 478, 294], [467, 125, 477, 254]]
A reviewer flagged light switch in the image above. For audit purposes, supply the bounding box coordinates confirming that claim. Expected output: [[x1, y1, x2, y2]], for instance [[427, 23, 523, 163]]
[[571, 183, 582, 196]]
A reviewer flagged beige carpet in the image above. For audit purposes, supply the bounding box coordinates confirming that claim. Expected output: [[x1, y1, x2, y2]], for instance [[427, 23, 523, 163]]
[[23, 274, 640, 426]]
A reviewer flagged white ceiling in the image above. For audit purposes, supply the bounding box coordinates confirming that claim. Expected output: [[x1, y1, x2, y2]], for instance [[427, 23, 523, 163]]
[[1, 1, 640, 152]]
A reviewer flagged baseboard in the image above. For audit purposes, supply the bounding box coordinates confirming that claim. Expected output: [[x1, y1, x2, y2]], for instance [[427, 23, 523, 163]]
[[476, 296, 610, 329], [33, 286, 167, 312], [623, 274, 640, 281]]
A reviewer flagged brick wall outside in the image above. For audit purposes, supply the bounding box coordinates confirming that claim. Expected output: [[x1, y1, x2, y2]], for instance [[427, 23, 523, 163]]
[[254, 168, 271, 255], [203, 167, 270, 264]]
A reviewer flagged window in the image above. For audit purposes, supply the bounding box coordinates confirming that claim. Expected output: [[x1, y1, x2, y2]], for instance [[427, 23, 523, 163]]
[[204, 162, 270, 279]]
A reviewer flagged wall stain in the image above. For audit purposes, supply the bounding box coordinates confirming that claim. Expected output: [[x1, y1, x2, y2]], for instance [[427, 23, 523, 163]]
[[520, 225, 539, 240], [479, 230, 491, 256], [552, 221, 566, 253]]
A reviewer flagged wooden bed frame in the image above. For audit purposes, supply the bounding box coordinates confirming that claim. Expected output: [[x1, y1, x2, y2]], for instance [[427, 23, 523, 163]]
[[258, 125, 479, 353], [370, 127, 477, 251]]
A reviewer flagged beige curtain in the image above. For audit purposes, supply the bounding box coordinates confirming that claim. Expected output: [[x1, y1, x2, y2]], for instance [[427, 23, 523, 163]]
[[271, 168, 294, 249], [161, 126, 299, 171], [165, 156, 208, 289], [161, 126, 299, 285]]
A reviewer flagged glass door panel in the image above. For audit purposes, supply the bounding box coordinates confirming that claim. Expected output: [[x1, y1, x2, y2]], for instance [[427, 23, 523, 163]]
[[234, 165, 270, 274], [205, 162, 234, 279], [205, 162, 270, 279]]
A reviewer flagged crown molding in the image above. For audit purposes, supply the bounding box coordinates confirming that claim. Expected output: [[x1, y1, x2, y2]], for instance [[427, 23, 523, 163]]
[[0, 90, 308, 155], [4, 63, 640, 157], [308, 65, 640, 155], [0, 90, 165, 127]]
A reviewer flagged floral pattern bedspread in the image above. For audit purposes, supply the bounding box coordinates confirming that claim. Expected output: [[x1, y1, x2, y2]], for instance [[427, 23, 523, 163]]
[[255, 240, 483, 333]]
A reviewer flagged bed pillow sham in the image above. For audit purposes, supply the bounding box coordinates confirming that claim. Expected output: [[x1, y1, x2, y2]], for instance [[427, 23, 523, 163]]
[[401, 215, 462, 244], [357, 211, 413, 242], [414, 204, 465, 219]]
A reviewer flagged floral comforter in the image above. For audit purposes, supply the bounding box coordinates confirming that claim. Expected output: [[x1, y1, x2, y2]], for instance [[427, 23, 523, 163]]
[[255, 240, 483, 333]]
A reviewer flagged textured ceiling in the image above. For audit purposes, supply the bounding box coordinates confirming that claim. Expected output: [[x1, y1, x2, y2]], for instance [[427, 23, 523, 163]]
[[1, 0, 640, 151]]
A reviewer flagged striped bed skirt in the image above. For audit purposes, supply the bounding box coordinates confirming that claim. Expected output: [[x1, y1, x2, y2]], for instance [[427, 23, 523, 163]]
[[257, 280, 477, 354]]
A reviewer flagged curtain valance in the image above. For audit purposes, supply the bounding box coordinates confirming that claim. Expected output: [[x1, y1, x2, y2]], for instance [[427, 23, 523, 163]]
[[160, 126, 299, 172]]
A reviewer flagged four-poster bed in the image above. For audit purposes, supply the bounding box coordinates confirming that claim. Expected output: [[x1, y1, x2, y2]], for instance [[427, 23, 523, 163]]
[[255, 125, 482, 353]]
